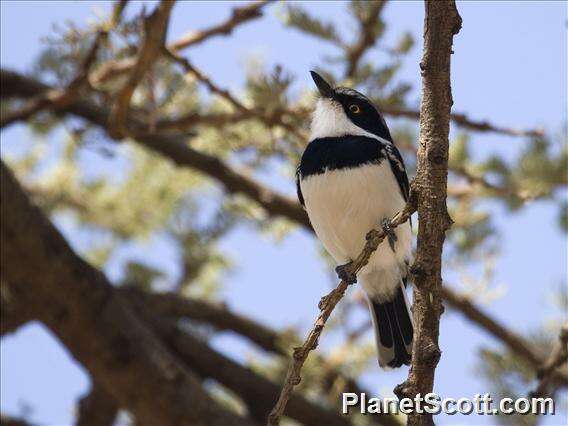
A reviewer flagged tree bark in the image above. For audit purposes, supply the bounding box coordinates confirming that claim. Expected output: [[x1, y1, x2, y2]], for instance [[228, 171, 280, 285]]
[[0, 161, 256, 426], [1, 280, 34, 336], [126, 293, 351, 426], [76, 384, 118, 426], [394, 2, 461, 426]]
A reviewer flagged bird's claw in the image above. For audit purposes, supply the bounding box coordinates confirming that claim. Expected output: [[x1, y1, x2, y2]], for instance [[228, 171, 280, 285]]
[[381, 218, 398, 251], [335, 262, 357, 285]]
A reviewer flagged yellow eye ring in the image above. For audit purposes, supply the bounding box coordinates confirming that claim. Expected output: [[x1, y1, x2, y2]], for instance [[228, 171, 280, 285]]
[[349, 104, 361, 114]]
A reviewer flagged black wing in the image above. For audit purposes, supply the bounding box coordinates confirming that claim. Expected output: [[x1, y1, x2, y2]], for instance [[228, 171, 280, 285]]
[[383, 142, 410, 202], [296, 167, 305, 207]]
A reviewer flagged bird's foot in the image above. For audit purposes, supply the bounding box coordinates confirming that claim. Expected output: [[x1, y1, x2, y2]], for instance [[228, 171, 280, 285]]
[[335, 262, 357, 285], [381, 218, 398, 251]]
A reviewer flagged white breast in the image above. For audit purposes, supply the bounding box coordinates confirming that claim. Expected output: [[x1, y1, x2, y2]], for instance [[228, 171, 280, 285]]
[[300, 162, 412, 299]]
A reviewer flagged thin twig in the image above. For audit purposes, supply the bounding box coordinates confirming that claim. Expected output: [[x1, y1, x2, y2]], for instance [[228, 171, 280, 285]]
[[1, 0, 127, 130], [164, 50, 248, 112], [345, 1, 388, 78], [108, 0, 175, 138], [164, 51, 306, 140], [0, 31, 105, 129], [380, 105, 544, 138], [92, 1, 272, 85], [268, 200, 416, 425]]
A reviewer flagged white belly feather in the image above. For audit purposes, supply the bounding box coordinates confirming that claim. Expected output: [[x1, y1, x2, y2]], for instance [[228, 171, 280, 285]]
[[300, 162, 412, 300]]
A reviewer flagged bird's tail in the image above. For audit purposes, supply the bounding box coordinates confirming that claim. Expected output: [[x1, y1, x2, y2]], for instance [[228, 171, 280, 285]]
[[368, 282, 413, 369]]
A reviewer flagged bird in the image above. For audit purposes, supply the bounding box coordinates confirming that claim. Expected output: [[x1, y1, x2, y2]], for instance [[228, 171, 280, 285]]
[[296, 71, 413, 368]]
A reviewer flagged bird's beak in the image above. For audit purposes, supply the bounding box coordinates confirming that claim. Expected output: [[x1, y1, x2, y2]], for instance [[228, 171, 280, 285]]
[[310, 71, 334, 99]]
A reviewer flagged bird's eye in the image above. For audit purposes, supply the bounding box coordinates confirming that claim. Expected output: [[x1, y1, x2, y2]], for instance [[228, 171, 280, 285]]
[[349, 104, 361, 114]]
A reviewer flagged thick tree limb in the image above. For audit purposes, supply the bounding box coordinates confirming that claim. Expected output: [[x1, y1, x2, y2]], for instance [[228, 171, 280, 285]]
[[124, 293, 351, 426], [108, 0, 175, 137], [393, 3, 460, 426], [120, 287, 402, 426], [76, 384, 118, 426], [0, 281, 34, 336], [268, 200, 416, 425], [121, 287, 286, 355], [0, 161, 256, 426], [0, 69, 311, 230], [0, 415, 31, 426]]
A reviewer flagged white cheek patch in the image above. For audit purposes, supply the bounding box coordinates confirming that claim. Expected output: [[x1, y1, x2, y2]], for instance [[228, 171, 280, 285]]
[[309, 99, 392, 146]]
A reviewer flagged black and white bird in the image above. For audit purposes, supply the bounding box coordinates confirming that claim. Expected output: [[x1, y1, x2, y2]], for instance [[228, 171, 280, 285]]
[[296, 71, 413, 368]]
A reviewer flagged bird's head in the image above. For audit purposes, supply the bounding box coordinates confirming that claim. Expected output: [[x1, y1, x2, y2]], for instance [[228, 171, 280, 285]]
[[309, 71, 392, 143]]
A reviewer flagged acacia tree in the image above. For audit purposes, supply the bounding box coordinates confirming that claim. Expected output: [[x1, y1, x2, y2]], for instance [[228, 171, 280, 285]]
[[1, 1, 566, 425]]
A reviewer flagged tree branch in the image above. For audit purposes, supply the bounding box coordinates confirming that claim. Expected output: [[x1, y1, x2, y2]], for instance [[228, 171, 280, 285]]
[[0, 69, 311, 230], [0, 160, 256, 426], [120, 287, 402, 426], [76, 384, 118, 426], [268, 200, 416, 425], [108, 0, 175, 138], [0, 280, 34, 336], [0, 30, 106, 130], [2, 68, 563, 397], [393, 3, 460, 426], [530, 324, 568, 398], [441, 286, 568, 386], [121, 286, 286, 355], [0, 415, 31, 426], [345, 1, 388, 78], [125, 292, 351, 426], [380, 105, 544, 138], [92, 1, 271, 85], [164, 52, 306, 140]]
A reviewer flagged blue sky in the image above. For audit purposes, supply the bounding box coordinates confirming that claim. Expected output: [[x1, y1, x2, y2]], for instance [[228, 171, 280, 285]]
[[1, 1, 567, 425]]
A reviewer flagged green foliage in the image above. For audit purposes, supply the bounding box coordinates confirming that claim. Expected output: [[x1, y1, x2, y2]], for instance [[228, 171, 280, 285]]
[[280, 4, 341, 44]]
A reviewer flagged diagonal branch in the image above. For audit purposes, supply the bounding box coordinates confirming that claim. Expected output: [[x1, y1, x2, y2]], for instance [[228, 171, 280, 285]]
[[164, 52, 306, 140], [0, 31, 105, 130], [108, 0, 175, 138], [441, 286, 568, 385], [0, 160, 256, 426], [119, 287, 402, 426], [121, 287, 286, 355], [0, 0, 128, 130], [268, 199, 416, 425], [0, 69, 311, 230], [345, 1, 388, 78], [126, 291, 351, 426], [92, 1, 272, 85]]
